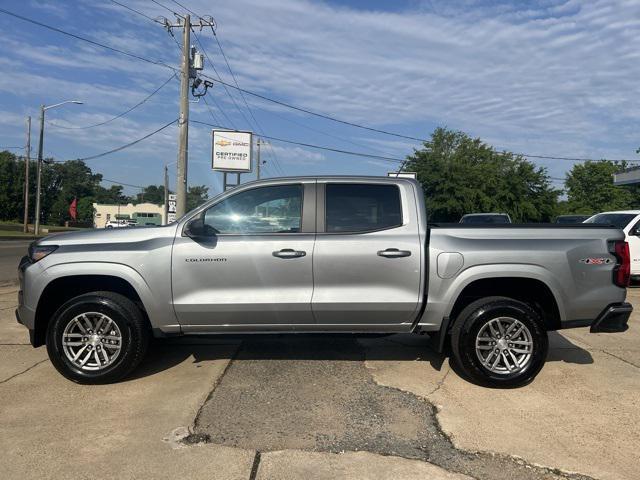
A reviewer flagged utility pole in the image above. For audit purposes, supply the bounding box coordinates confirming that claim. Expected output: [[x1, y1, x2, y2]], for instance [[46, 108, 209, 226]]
[[23, 116, 31, 233], [175, 14, 191, 218], [256, 137, 261, 180], [34, 105, 45, 236], [160, 14, 213, 216], [164, 164, 169, 225]]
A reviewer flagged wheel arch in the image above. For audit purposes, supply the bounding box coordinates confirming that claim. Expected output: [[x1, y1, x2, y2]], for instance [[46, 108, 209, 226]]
[[448, 277, 561, 332], [428, 267, 564, 353], [33, 272, 150, 347]]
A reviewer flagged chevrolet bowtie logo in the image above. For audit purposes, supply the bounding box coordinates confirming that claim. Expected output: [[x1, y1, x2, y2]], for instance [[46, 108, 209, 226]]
[[216, 139, 232, 147]]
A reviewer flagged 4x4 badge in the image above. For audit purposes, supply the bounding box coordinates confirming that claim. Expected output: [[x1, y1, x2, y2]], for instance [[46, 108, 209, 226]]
[[579, 257, 612, 265]]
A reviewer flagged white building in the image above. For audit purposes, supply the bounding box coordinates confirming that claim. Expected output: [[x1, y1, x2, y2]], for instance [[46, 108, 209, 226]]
[[93, 202, 165, 228]]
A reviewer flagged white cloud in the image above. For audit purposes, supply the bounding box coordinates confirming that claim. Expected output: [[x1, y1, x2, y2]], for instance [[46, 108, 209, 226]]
[[3, 0, 640, 187], [182, 0, 640, 160], [269, 143, 325, 164]]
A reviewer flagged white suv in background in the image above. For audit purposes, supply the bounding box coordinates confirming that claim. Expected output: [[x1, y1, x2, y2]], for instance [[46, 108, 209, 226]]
[[585, 210, 640, 280], [104, 220, 130, 229]]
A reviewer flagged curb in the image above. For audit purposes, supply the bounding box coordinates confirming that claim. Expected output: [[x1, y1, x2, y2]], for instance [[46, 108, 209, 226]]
[[0, 236, 41, 241]]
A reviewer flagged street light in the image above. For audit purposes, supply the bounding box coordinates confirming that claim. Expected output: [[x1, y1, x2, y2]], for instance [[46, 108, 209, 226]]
[[34, 100, 83, 235]]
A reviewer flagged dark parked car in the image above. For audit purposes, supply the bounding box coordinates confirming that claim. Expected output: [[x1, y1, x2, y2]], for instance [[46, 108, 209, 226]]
[[460, 213, 512, 224], [555, 215, 591, 224]]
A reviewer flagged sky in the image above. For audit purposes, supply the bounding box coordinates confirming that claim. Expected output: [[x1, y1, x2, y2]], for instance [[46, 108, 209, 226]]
[[1, 0, 639, 197]]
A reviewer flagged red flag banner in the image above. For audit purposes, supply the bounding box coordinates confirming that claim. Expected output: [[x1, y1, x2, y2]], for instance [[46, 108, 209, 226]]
[[69, 197, 77, 221]]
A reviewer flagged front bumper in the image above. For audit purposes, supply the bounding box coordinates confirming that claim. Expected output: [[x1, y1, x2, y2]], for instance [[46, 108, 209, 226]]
[[15, 307, 37, 346], [590, 302, 632, 333]]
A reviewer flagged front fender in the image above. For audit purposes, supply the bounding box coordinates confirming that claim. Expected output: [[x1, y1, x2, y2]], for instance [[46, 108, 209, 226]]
[[29, 262, 179, 333]]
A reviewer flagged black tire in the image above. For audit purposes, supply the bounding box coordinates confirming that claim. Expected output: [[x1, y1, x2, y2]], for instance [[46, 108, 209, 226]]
[[451, 296, 548, 388], [46, 291, 149, 384]]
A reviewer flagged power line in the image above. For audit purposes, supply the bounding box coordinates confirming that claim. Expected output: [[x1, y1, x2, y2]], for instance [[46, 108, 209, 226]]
[[198, 73, 426, 143], [5, 6, 634, 167], [54, 118, 177, 163], [48, 73, 176, 130], [191, 30, 284, 176], [109, 0, 161, 23], [209, 27, 285, 175], [169, 0, 197, 16], [148, 0, 183, 17], [248, 96, 402, 158], [519, 153, 639, 163], [0, 7, 178, 72], [192, 119, 404, 163], [169, 0, 286, 177], [198, 71, 640, 163], [102, 177, 145, 189], [203, 90, 236, 129], [192, 32, 254, 130]]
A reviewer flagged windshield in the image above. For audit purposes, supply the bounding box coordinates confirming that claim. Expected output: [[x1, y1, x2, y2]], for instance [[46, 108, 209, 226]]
[[584, 213, 636, 229], [461, 214, 510, 224]]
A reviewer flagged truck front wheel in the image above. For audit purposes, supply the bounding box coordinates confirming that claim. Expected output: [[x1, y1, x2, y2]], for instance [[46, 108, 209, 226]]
[[46, 291, 149, 384], [451, 296, 548, 388]]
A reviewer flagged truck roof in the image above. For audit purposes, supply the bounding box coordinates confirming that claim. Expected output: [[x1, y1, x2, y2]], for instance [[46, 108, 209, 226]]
[[246, 175, 420, 183]]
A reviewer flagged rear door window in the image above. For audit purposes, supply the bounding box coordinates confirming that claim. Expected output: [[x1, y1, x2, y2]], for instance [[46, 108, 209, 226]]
[[325, 184, 402, 233]]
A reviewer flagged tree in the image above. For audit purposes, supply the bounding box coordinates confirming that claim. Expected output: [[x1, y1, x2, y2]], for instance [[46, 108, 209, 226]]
[[404, 128, 559, 222], [187, 185, 209, 211], [136, 185, 166, 205], [44, 160, 103, 225], [95, 185, 131, 204], [0, 151, 29, 221], [564, 161, 640, 213]]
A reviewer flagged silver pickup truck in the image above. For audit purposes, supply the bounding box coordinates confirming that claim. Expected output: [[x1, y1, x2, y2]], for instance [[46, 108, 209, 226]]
[[16, 176, 632, 387]]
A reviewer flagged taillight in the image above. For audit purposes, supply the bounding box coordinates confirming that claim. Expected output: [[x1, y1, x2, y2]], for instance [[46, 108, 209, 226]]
[[613, 240, 630, 287]]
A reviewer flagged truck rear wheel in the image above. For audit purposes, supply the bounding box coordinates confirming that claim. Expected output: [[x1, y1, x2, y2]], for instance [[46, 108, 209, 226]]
[[46, 291, 149, 384], [451, 296, 548, 388]]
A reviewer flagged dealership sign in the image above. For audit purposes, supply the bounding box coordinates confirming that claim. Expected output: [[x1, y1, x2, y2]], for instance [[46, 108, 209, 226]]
[[212, 130, 253, 172]]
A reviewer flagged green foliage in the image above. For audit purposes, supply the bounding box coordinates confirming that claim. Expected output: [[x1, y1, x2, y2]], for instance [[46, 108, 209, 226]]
[[0, 151, 129, 225], [187, 185, 209, 211], [43, 160, 103, 225], [404, 128, 560, 222], [136, 185, 167, 205], [0, 151, 33, 221], [94, 185, 130, 204], [564, 161, 640, 213]]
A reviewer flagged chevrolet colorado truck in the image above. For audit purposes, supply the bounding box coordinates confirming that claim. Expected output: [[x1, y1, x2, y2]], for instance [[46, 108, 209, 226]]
[[16, 176, 632, 387]]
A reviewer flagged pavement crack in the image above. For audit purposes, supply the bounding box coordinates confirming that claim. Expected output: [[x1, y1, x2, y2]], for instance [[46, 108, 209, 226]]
[[248, 451, 261, 480], [600, 350, 640, 369], [190, 336, 596, 480], [187, 341, 242, 436], [0, 359, 47, 384], [426, 366, 451, 396], [562, 333, 639, 369]]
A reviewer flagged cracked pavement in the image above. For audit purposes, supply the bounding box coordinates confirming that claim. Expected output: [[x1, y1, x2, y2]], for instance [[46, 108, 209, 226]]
[[0, 282, 638, 479]]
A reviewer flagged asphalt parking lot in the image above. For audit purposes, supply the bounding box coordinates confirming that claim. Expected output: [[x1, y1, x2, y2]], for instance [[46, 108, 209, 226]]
[[0, 282, 638, 480]]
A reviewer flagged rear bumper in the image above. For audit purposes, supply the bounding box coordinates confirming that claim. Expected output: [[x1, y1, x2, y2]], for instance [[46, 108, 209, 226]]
[[590, 302, 632, 333]]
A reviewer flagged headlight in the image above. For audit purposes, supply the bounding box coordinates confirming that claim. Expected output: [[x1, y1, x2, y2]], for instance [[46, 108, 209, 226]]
[[28, 244, 58, 262]]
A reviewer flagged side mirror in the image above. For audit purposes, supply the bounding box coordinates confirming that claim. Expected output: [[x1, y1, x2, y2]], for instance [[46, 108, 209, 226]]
[[184, 216, 215, 238]]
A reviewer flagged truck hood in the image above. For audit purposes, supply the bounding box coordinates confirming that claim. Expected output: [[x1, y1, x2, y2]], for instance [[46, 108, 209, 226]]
[[37, 224, 179, 247]]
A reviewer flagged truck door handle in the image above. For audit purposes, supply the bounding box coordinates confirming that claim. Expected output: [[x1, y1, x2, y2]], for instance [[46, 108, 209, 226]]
[[378, 248, 411, 258], [273, 248, 306, 258]]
